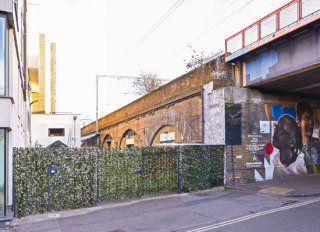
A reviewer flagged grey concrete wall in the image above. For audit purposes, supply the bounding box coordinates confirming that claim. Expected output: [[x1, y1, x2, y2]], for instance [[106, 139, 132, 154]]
[[244, 26, 320, 85]]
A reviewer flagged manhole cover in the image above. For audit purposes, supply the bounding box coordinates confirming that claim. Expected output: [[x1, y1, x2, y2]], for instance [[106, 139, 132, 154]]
[[47, 213, 61, 218]]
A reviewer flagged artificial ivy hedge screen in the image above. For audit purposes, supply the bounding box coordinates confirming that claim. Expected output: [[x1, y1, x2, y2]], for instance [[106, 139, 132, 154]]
[[13, 145, 224, 217]]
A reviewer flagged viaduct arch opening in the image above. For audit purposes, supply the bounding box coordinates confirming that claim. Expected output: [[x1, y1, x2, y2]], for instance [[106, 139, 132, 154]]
[[151, 125, 185, 146]]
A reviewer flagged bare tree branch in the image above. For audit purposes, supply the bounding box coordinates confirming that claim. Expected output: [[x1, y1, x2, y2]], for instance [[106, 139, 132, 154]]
[[132, 72, 166, 95]]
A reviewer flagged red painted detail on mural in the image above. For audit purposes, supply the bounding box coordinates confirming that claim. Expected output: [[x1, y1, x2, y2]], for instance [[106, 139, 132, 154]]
[[266, 143, 274, 155]]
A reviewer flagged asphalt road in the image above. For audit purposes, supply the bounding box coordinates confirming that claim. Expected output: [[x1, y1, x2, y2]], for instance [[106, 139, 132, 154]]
[[12, 188, 320, 232], [183, 197, 320, 232]]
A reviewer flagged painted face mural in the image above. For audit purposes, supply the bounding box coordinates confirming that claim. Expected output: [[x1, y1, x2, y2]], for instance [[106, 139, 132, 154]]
[[296, 101, 320, 174], [270, 101, 320, 177], [272, 114, 306, 176]]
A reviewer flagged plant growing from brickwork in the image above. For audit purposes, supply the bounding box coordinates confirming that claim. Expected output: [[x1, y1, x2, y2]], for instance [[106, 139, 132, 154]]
[[132, 72, 167, 95], [184, 46, 233, 89]]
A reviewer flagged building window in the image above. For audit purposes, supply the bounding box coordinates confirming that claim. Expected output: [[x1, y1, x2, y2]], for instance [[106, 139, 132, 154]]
[[0, 16, 7, 96], [48, 128, 65, 137], [0, 129, 6, 217]]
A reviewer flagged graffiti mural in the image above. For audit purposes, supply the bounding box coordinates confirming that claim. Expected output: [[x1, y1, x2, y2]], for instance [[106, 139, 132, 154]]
[[269, 101, 320, 178]]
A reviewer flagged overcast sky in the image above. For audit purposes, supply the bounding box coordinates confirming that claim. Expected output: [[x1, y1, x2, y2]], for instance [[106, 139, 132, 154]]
[[27, 0, 290, 125]]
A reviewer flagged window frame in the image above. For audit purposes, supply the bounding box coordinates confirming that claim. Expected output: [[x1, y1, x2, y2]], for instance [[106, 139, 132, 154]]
[[0, 14, 7, 97], [48, 128, 65, 137]]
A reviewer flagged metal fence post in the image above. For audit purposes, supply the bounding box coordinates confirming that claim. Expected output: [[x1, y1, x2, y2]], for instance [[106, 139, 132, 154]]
[[47, 147, 52, 212], [96, 148, 99, 203], [141, 148, 145, 196], [177, 146, 182, 194], [12, 177, 16, 217]]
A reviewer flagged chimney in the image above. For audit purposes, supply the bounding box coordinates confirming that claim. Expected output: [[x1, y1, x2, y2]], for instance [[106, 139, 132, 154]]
[[37, 33, 46, 113], [50, 43, 56, 114]]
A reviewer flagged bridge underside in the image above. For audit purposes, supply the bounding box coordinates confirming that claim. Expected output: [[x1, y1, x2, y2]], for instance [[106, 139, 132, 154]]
[[249, 63, 320, 98], [227, 12, 320, 99]]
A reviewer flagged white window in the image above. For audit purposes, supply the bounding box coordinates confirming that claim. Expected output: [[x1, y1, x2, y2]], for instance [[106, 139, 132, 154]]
[[0, 16, 7, 96], [48, 128, 65, 137]]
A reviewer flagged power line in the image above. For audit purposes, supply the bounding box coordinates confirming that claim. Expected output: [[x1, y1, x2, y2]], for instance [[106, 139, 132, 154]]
[[174, 0, 255, 55], [124, 0, 185, 58], [134, 0, 185, 48]]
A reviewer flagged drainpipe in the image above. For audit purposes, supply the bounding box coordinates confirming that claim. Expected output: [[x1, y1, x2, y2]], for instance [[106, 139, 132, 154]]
[[201, 88, 205, 143]]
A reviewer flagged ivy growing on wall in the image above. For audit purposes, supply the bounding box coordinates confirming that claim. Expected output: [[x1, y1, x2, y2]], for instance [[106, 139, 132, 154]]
[[13, 145, 224, 218]]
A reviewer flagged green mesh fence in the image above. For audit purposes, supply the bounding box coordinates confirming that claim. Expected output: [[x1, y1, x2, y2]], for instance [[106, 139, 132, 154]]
[[141, 147, 178, 195], [180, 145, 225, 192], [13, 145, 224, 217], [97, 148, 142, 201], [49, 148, 97, 211], [13, 148, 49, 216]]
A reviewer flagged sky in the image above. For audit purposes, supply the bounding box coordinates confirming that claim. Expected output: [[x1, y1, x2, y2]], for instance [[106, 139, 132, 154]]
[[26, 0, 290, 126]]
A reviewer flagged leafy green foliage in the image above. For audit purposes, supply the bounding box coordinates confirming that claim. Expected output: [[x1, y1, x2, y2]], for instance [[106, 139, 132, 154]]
[[13, 145, 224, 217], [181, 146, 224, 192]]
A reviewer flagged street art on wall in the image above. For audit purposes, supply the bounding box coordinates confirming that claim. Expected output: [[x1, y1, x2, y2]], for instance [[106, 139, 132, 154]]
[[259, 101, 320, 181], [225, 104, 242, 145], [246, 50, 278, 84]]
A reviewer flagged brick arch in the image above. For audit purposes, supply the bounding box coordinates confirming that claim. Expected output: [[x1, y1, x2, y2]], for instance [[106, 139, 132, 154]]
[[119, 128, 139, 148], [150, 125, 185, 146], [102, 134, 115, 149]]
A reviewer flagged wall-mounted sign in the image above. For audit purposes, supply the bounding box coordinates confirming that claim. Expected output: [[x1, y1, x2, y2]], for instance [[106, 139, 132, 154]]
[[260, 121, 270, 133], [160, 132, 175, 142], [126, 138, 134, 145]]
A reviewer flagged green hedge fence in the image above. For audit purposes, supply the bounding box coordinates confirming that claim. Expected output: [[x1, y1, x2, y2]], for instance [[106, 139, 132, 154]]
[[13, 145, 224, 217]]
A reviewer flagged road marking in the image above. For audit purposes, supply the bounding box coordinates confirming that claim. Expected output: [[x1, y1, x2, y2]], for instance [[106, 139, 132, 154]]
[[186, 197, 320, 232]]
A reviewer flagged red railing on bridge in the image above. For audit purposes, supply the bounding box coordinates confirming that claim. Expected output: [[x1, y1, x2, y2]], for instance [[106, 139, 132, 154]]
[[225, 0, 320, 57]]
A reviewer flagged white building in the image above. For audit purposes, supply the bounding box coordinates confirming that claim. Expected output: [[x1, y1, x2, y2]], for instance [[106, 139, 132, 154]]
[[27, 18, 81, 148], [31, 114, 81, 147], [0, 0, 29, 219]]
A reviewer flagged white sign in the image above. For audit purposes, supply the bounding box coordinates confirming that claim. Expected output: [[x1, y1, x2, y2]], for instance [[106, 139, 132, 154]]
[[160, 132, 175, 142], [126, 138, 134, 145], [260, 121, 270, 133]]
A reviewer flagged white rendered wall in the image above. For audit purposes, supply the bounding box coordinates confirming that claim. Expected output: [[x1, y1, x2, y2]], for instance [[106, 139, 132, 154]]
[[203, 82, 226, 145], [2, 28, 31, 209], [31, 114, 81, 147]]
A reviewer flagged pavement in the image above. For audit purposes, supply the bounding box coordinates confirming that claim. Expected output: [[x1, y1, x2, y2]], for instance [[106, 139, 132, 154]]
[[5, 174, 320, 232], [227, 174, 320, 197]]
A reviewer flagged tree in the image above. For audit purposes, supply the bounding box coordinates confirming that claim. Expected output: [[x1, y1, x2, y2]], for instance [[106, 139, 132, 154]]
[[132, 72, 166, 95]]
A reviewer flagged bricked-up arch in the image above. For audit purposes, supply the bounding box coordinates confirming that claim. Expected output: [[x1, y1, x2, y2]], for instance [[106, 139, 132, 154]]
[[151, 125, 185, 146], [102, 134, 114, 149], [120, 129, 138, 148]]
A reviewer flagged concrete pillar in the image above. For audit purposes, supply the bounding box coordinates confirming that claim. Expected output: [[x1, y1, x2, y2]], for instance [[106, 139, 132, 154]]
[[234, 61, 243, 88]]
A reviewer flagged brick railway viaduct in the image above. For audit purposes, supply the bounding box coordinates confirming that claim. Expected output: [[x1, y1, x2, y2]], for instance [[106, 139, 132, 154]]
[[81, 60, 232, 148], [82, 1, 320, 185]]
